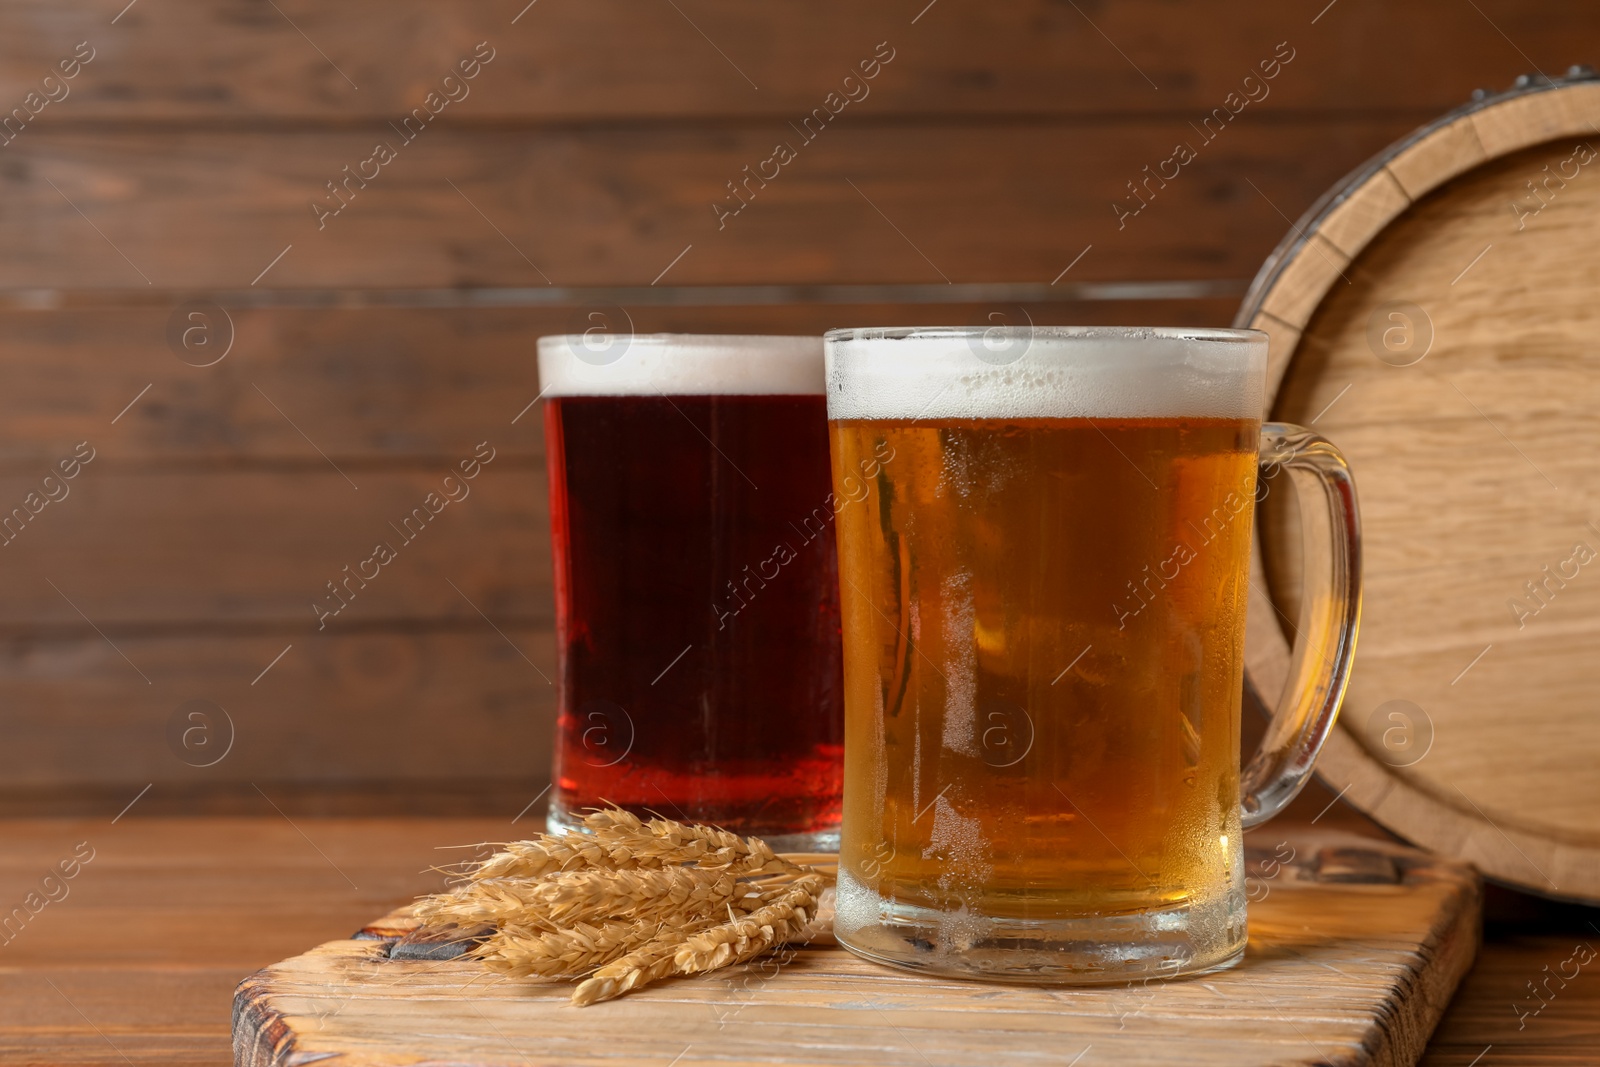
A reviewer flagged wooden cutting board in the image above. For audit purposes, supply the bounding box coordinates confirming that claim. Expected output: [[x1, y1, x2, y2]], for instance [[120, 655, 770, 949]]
[[233, 829, 1478, 1067], [1236, 66, 1600, 902]]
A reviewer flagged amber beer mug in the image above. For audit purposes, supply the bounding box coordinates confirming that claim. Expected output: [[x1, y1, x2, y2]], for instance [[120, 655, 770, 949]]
[[540, 333, 844, 850], [827, 326, 1360, 981]]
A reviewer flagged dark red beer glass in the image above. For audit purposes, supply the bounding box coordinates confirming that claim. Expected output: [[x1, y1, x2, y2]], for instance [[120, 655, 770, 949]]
[[539, 333, 843, 848]]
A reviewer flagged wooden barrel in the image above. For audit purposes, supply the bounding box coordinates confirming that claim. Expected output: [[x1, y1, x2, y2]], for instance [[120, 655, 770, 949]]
[[1237, 66, 1600, 902]]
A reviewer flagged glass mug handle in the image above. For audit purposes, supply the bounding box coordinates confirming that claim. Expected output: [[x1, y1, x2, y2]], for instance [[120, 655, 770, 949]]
[[1240, 422, 1362, 829]]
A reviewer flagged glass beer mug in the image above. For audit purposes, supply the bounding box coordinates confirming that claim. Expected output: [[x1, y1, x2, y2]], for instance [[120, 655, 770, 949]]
[[825, 326, 1360, 982]]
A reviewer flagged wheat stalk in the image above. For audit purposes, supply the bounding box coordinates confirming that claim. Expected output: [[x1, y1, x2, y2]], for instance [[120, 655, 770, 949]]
[[411, 807, 832, 1005]]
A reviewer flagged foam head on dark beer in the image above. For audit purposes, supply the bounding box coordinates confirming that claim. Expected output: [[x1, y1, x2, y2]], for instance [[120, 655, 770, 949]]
[[537, 333, 825, 396], [823, 326, 1267, 420]]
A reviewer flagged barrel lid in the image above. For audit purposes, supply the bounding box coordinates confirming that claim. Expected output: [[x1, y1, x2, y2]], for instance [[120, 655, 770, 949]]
[[1235, 66, 1600, 902]]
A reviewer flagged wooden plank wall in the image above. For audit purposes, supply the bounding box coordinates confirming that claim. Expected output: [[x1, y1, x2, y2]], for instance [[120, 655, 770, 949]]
[[0, 1, 1590, 815]]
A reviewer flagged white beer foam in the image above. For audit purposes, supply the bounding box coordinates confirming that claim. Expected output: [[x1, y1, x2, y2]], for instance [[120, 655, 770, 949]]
[[825, 326, 1267, 421], [538, 333, 824, 397]]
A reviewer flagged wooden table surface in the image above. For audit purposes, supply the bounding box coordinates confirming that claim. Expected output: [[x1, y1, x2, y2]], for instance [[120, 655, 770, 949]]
[[1, 801, 1595, 1066]]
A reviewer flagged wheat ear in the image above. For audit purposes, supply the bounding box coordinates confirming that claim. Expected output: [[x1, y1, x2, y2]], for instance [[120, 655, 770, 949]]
[[421, 866, 741, 928], [478, 919, 665, 978], [582, 808, 804, 875], [569, 921, 718, 1006], [465, 835, 622, 880], [414, 881, 545, 928], [673, 874, 825, 974]]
